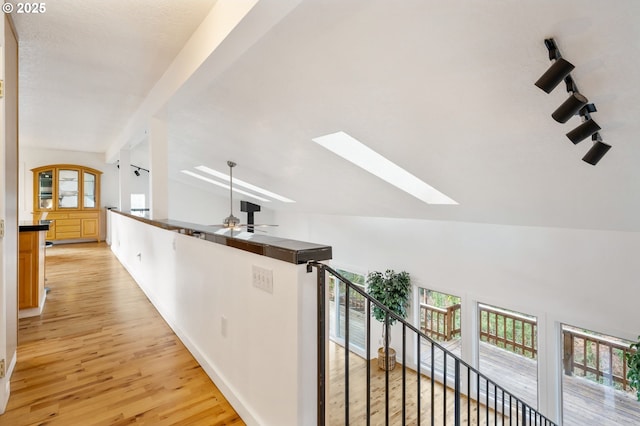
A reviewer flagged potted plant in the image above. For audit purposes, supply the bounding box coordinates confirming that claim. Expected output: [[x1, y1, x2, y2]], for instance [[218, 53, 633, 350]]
[[626, 335, 640, 401], [366, 269, 412, 370]]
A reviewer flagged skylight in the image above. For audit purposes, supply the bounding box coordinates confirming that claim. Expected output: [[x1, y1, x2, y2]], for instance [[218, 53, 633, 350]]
[[181, 170, 271, 203], [195, 165, 295, 203], [312, 131, 458, 205]]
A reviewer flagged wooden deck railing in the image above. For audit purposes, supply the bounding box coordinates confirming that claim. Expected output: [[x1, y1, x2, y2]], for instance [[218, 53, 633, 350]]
[[329, 282, 366, 313], [563, 327, 637, 391], [479, 304, 537, 359], [420, 303, 461, 341]]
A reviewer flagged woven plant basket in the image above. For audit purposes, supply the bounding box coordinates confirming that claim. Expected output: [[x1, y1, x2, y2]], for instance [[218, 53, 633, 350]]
[[377, 347, 396, 371]]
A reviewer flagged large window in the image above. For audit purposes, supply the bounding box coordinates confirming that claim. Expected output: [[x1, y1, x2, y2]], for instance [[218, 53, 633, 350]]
[[478, 303, 538, 409], [419, 288, 461, 385], [562, 324, 639, 425], [419, 288, 461, 353], [328, 269, 366, 354]]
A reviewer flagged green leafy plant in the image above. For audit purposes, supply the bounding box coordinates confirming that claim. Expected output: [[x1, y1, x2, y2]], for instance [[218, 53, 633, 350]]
[[366, 270, 412, 327], [626, 335, 640, 401]]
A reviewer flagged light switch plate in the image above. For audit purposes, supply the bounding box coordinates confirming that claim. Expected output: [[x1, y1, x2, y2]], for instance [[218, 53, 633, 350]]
[[252, 265, 273, 294]]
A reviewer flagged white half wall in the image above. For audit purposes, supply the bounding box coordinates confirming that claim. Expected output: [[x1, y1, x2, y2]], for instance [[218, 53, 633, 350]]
[[108, 211, 317, 425]]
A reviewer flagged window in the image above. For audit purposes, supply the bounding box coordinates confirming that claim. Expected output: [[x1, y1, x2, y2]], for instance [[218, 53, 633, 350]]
[[561, 324, 639, 425], [328, 268, 366, 355], [478, 303, 538, 409]]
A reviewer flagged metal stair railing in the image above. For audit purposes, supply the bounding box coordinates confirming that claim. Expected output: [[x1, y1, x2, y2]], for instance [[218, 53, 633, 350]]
[[308, 262, 557, 426]]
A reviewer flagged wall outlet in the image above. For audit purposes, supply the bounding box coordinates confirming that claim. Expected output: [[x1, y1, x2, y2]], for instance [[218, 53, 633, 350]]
[[0, 219, 4, 238], [252, 265, 273, 294]]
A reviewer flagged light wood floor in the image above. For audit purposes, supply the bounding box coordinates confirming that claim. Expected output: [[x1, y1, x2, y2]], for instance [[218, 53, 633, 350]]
[[328, 343, 509, 425], [0, 242, 244, 426]]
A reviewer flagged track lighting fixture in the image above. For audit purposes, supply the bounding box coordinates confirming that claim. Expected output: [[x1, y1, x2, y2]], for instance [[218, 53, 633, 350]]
[[535, 38, 611, 165], [115, 161, 149, 175], [582, 133, 611, 166]]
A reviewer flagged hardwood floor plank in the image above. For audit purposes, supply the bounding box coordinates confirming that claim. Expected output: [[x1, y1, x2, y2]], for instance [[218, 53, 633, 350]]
[[0, 242, 244, 426]]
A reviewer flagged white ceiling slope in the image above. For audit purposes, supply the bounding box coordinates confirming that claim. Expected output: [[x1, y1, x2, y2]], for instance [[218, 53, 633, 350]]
[[13, 0, 640, 231]]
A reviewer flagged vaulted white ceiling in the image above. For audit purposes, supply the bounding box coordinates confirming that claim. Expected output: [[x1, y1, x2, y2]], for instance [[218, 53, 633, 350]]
[[12, 0, 640, 231]]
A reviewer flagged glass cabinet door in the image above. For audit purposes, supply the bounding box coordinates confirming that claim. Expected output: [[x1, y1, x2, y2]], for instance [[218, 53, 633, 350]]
[[58, 169, 79, 208], [37, 170, 54, 210], [83, 172, 96, 208]]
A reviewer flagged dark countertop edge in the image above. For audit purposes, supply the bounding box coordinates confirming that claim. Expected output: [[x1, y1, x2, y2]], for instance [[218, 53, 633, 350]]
[[19, 221, 50, 232], [110, 210, 333, 265]]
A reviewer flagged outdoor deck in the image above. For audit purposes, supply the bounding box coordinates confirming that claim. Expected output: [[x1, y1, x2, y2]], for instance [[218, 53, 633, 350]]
[[329, 302, 640, 425]]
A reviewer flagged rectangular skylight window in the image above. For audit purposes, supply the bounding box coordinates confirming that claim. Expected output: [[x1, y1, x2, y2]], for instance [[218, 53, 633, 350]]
[[312, 131, 458, 205], [195, 165, 295, 203], [181, 170, 271, 203]]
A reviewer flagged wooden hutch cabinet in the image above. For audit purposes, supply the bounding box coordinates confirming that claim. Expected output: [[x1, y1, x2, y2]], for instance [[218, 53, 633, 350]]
[[32, 164, 102, 241]]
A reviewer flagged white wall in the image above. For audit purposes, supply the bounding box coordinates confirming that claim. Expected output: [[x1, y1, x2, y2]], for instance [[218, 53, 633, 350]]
[[109, 211, 317, 425], [19, 147, 120, 219]]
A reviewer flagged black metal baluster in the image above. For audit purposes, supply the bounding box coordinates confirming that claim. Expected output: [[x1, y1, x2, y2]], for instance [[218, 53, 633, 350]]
[[493, 383, 498, 426], [476, 372, 480, 426], [509, 395, 513, 426], [454, 359, 461, 426], [444, 353, 448, 426], [385, 311, 390, 426], [431, 343, 435, 426], [402, 325, 407, 426], [485, 378, 489, 426], [316, 265, 326, 426], [366, 298, 371, 426], [417, 335, 421, 425], [501, 389, 505, 425], [344, 283, 350, 424], [467, 368, 470, 426]]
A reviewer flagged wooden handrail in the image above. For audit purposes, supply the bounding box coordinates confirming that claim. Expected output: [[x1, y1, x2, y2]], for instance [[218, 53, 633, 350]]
[[420, 303, 461, 341], [479, 304, 537, 359], [563, 328, 636, 391]]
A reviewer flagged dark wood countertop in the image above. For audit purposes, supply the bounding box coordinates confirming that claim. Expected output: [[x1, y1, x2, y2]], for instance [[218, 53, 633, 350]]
[[19, 221, 50, 232], [110, 211, 332, 265]]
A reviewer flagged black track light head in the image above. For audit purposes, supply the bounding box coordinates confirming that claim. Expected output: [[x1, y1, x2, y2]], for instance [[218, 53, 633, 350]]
[[134, 169, 140, 176], [567, 119, 601, 144], [552, 92, 588, 123], [582, 134, 611, 166], [535, 57, 575, 94]]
